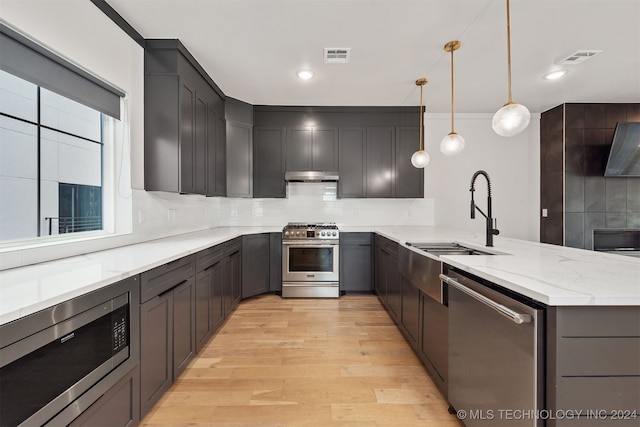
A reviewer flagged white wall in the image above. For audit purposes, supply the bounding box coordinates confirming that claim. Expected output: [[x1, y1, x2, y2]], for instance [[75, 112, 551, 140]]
[[424, 113, 540, 242]]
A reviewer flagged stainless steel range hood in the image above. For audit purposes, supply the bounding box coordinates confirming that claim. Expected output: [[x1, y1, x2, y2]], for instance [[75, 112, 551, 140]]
[[285, 171, 339, 182], [604, 122, 640, 177]]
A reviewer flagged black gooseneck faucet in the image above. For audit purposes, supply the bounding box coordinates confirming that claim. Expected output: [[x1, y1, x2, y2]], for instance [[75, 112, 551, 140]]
[[470, 170, 500, 247]]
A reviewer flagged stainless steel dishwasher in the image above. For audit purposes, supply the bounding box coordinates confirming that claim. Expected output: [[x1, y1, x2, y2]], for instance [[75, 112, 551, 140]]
[[441, 268, 544, 427]]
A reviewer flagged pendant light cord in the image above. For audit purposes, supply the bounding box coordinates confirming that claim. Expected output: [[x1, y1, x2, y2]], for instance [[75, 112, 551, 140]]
[[450, 47, 455, 133], [506, 0, 513, 104], [419, 83, 424, 150]]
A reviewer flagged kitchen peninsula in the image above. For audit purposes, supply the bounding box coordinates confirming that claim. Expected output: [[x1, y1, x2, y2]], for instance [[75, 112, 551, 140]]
[[1, 226, 638, 426]]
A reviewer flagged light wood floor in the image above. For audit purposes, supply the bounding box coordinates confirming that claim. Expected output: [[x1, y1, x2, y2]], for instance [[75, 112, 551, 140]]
[[140, 294, 463, 426]]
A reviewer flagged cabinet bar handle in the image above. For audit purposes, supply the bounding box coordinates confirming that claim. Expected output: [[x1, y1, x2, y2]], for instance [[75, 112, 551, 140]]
[[439, 274, 532, 324]]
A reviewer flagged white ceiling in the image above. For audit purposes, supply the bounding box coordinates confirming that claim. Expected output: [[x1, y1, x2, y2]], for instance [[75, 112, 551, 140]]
[[106, 0, 640, 114]]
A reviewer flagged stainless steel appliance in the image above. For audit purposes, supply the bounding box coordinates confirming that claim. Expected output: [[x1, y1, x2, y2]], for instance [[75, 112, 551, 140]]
[[282, 222, 339, 298], [593, 229, 640, 258], [441, 268, 544, 427], [0, 277, 139, 426]]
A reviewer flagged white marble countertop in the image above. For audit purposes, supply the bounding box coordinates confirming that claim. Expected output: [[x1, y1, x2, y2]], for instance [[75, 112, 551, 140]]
[[1, 226, 639, 325]]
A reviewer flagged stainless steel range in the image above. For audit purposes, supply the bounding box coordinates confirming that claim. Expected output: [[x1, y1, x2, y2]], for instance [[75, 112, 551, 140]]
[[282, 222, 340, 298]]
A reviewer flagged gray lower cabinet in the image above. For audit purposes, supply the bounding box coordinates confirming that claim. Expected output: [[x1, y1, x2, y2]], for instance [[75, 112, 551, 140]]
[[69, 365, 140, 427], [400, 276, 420, 348], [269, 232, 282, 293], [173, 278, 196, 377], [254, 126, 286, 198], [420, 292, 448, 396], [242, 233, 270, 298], [340, 232, 372, 292], [546, 306, 640, 426], [222, 237, 242, 319], [140, 290, 173, 417], [374, 235, 400, 322], [195, 244, 225, 353], [139, 255, 196, 418]]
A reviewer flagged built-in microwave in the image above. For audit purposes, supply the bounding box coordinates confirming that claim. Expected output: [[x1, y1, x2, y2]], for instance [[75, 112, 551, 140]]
[[0, 276, 139, 426]]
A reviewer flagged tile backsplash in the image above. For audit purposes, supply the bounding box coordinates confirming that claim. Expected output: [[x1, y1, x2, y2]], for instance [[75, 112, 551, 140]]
[[133, 182, 434, 238], [215, 182, 434, 227]]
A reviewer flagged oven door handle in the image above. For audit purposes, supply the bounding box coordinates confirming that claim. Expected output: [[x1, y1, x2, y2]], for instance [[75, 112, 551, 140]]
[[282, 242, 338, 247]]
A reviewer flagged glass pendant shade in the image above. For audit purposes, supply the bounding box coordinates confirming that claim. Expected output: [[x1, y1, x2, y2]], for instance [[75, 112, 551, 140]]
[[412, 77, 429, 169], [492, 102, 531, 137], [440, 132, 465, 156], [441, 40, 464, 156], [493, 0, 530, 137], [411, 149, 430, 168]]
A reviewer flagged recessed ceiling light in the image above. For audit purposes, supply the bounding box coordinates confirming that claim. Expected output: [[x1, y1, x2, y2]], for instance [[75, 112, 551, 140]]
[[543, 69, 568, 80], [297, 70, 314, 80]]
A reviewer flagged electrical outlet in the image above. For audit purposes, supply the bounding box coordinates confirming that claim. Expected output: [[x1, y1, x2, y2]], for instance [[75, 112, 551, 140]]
[[138, 210, 145, 223], [168, 209, 176, 221], [542, 208, 548, 218]]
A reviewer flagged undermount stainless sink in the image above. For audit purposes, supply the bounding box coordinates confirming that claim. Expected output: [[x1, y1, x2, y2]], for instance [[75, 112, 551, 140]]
[[406, 242, 494, 256]]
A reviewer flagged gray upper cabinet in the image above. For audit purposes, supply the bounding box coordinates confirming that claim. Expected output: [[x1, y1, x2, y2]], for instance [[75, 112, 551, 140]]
[[226, 98, 253, 198], [395, 127, 423, 198], [312, 128, 338, 171], [254, 126, 286, 198], [286, 127, 338, 172], [366, 126, 395, 198], [144, 40, 225, 196], [213, 114, 227, 197], [253, 106, 421, 199], [286, 128, 312, 171], [339, 127, 366, 198]]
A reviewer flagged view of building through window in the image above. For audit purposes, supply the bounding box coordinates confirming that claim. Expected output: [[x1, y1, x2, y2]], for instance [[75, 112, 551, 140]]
[[0, 69, 104, 242]]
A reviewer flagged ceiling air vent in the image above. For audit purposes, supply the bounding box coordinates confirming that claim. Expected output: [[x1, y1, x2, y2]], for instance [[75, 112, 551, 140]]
[[555, 50, 602, 65], [324, 48, 351, 64]]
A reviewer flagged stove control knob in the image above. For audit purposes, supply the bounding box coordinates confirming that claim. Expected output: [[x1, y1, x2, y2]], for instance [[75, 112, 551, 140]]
[[320, 231, 326, 237], [332, 231, 337, 236], [284, 231, 289, 237], [295, 231, 301, 236]]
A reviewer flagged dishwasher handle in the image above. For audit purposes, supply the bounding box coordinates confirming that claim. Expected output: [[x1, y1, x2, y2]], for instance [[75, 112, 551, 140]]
[[440, 274, 532, 324]]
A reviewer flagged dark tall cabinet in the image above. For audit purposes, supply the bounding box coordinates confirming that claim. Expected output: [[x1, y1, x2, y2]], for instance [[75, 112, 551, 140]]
[[540, 103, 640, 249], [144, 40, 225, 196]]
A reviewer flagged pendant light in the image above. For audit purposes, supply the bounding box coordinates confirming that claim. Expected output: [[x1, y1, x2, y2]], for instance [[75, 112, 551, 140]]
[[440, 40, 465, 156], [411, 78, 430, 168], [492, 0, 530, 137]]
